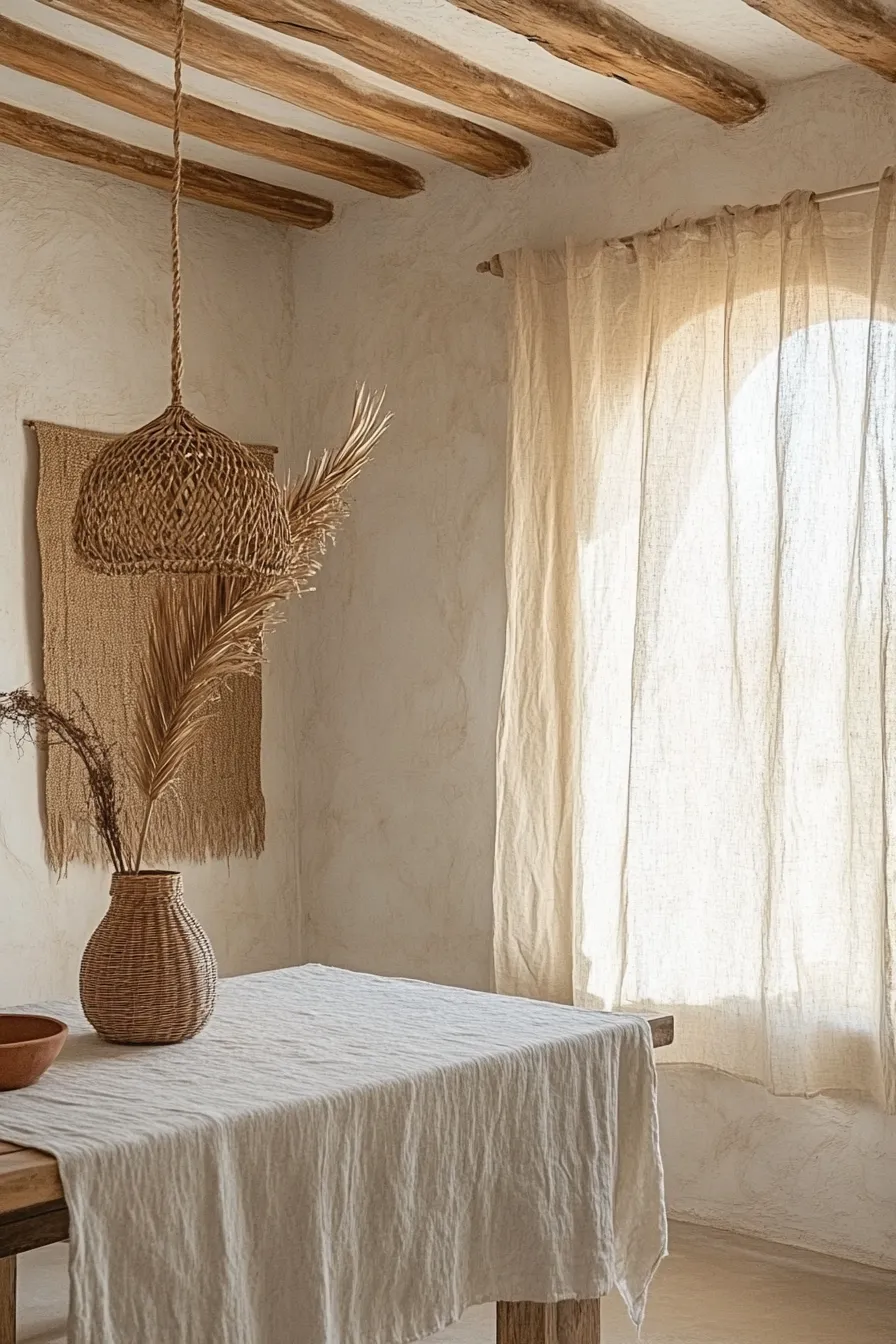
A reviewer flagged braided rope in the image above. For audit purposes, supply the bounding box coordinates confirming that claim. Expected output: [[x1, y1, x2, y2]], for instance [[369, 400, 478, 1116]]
[[171, 0, 186, 407]]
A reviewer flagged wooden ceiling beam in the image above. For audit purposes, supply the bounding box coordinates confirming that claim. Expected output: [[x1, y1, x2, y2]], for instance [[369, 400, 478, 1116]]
[[203, 0, 617, 156], [0, 16, 422, 198], [38, 0, 531, 177], [743, 0, 896, 80], [447, 0, 767, 126], [0, 101, 333, 228]]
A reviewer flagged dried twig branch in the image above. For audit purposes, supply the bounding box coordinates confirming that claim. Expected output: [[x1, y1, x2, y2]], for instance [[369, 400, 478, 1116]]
[[0, 688, 130, 872]]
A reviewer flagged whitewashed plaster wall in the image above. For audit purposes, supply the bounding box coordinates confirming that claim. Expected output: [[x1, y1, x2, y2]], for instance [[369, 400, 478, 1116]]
[[291, 64, 896, 1270], [0, 146, 302, 1006]]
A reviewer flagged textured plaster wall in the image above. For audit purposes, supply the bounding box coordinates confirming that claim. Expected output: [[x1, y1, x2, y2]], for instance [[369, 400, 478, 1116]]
[[0, 146, 302, 1006], [291, 64, 896, 1270]]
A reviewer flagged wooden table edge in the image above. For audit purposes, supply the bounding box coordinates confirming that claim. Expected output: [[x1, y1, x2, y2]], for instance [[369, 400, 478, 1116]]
[[0, 1144, 64, 1220]]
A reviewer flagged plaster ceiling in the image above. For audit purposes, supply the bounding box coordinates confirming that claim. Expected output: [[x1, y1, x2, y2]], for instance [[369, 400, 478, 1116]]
[[0, 0, 878, 212]]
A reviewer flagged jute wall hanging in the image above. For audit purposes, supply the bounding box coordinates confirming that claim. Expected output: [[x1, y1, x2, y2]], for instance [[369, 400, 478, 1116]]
[[34, 420, 268, 872]]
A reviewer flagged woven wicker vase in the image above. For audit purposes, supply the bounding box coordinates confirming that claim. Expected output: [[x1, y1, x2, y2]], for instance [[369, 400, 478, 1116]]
[[80, 872, 217, 1045]]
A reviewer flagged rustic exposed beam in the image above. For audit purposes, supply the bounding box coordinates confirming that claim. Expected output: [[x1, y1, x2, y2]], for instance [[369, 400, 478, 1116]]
[[39, 0, 530, 177], [743, 0, 896, 80], [0, 101, 333, 228], [447, 0, 767, 126], [204, 0, 616, 156], [0, 16, 421, 198]]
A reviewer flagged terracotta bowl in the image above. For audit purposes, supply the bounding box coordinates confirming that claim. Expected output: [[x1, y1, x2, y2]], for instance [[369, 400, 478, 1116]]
[[0, 1014, 68, 1090]]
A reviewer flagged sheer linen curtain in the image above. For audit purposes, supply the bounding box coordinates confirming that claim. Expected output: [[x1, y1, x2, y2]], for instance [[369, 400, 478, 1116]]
[[495, 172, 896, 1111]]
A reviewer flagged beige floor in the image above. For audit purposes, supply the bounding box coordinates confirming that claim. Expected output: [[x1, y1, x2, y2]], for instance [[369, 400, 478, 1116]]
[[15, 1222, 896, 1343]]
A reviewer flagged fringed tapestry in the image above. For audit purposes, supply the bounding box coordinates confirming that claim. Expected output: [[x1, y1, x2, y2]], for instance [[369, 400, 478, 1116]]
[[33, 420, 268, 871]]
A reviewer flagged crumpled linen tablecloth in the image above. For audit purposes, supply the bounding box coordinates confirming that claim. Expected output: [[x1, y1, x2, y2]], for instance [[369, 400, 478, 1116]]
[[0, 964, 666, 1343]]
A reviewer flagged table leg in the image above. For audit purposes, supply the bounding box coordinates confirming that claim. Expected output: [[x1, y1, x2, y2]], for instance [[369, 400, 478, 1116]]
[[0, 1255, 15, 1344], [497, 1300, 600, 1344], [556, 1301, 601, 1344]]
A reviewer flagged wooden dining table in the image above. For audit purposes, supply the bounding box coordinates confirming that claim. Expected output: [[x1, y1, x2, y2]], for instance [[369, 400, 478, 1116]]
[[0, 1011, 673, 1344]]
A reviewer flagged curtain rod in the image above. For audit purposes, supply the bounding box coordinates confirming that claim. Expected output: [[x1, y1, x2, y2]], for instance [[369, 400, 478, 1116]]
[[476, 179, 881, 278]]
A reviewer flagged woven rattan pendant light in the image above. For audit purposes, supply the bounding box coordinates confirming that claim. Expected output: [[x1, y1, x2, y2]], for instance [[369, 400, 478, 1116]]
[[72, 0, 291, 579]]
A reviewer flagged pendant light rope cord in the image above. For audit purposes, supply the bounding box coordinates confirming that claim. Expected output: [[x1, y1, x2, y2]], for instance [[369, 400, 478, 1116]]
[[71, 0, 296, 581], [170, 0, 186, 408]]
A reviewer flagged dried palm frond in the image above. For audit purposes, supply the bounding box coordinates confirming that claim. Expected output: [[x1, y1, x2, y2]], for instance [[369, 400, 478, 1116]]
[[284, 386, 390, 590], [132, 387, 390, 869], [0, 688, 130, 872], [132, 574, 292, 866]]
